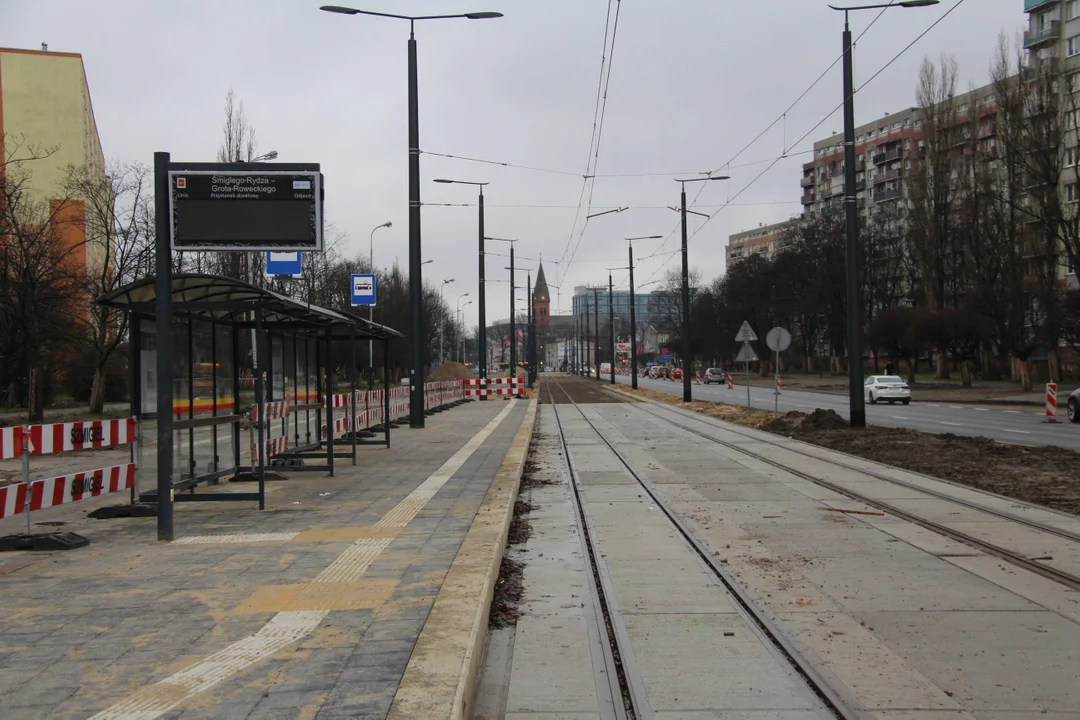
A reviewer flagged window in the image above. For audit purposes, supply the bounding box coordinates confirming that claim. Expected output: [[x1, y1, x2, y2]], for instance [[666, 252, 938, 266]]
[[1067, 146, 1080, 167], [1067, 183, 1079, 203], [1068, 34, 1080, 58], [905, 139, 912, 149], [1068, 0, 1080, 20]]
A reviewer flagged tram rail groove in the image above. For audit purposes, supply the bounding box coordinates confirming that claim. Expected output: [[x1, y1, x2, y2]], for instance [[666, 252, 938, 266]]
[[545, 379, 642, 720], [621, 396, 1080, 592], [546, 375, 860, 720]]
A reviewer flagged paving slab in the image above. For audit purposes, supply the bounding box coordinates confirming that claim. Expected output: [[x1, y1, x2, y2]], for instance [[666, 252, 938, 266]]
[[0, 398, 531, 720]]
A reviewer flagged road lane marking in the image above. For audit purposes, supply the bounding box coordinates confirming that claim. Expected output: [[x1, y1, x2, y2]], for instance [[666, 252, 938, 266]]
[[1003, 429, 1032, 435], [890, 416, 909, 420], [1004, 410, 1020, 414], [89, 400, 517, 720], [938, 421, 963, 426], [976, 408, 990, 412]]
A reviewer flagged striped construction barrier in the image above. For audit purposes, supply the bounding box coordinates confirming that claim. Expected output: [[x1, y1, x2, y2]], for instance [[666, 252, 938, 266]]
[[0, 418, 136, 460], [253, 435, 289, 461], [1045, 383, 1059, 423], [0, 463, 136, 521], [251, 400, 289, 424]]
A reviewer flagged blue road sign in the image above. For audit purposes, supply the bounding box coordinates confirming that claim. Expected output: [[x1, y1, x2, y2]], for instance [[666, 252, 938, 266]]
[[659, 354, 673, 362], [351, 273, 377, 307], [266, 252, 302, 277]]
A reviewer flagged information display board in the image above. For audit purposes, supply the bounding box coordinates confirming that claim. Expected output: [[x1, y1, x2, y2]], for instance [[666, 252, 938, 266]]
[[169, 166, 322, 251]]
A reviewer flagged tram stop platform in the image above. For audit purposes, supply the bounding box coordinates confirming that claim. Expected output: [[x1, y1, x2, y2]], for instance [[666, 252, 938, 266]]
[[0, 396, 536, 720]]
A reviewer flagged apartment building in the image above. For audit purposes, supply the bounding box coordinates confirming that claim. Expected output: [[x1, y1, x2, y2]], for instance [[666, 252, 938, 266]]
[[1, 45, 106, 273], [726, 220, 795, 266], [799, 84, 998, 223]]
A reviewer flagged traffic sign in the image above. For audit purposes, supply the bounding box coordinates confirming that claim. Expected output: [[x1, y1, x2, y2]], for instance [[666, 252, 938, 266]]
[[350, 273, 377, 307], [266, 252, 302, 277], [169, 165, 323, 252], [735, 321, 758, 343], [765, 327, 792, 352], [735, 343, 759, 363]]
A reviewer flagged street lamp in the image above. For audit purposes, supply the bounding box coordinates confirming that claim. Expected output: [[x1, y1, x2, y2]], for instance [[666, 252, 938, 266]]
[[366, 221, 393, 390], [675, 175, 729, 402], [625, 235, 663, 390], [321, 5, 502, 429], [458, 300, 473, 363], [440, 279, 455, 364], [488, 237, 519, 377], [250, 151, 278, 162], [455, 292, 470, 364], [828, 0, 938, 428], [434, 179, 491, 397]]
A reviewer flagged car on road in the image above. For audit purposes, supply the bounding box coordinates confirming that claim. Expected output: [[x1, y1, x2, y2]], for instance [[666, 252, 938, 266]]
[[703, 368, 725, 385], [864, 375, 911, 405], [1069, 388, 1080, 423], [671, 367, 684, 380]]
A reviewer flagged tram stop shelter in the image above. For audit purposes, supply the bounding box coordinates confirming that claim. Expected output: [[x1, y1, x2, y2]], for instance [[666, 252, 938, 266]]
[[98, 273, 403, 509]]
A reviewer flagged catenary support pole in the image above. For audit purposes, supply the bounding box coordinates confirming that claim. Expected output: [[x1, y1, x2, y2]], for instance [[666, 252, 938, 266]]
[[407, 24, 425, 429], [608, 273, 615, 385], [153, 151, 174, 541], [842, 15, 866, 428], [629, 241, 638, 390]]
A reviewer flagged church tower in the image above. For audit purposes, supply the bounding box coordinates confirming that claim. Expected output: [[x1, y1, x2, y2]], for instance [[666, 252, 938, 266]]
[[533, 262, 551, 326]]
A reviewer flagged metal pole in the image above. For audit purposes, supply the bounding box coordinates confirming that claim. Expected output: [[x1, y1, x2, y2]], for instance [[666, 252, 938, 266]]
[[593, 288, 600, 380], [584, 305, 590, 374], [608, 273, 615, 385], [527, 273, 534, 390], [407, 24, 425, 429], [629, 241, 638, 390], [680, 183, 692, 403], [153, 151, 174, 541], [843, 16, 866, 428], [368, 227, 376, 392], [774, 346, 780, 413], [510, 247, 517, 378], [478, 189, 487, 399]]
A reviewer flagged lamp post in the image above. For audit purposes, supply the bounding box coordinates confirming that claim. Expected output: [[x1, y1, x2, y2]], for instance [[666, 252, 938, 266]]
[[626, 235, 662, 390], [487, 237, 518, 378], [321, 5, 502, 428], [434, 178, 490, 397], [439, 278, 455, 364], [593, 288, 600, 381], [828, 0, 937, 427], [367, 221, 392, 390], [675, 175, 730, 402], [455, 292, 470, 364], [458, 300, 472, 362], [608, 273, 616, 385]]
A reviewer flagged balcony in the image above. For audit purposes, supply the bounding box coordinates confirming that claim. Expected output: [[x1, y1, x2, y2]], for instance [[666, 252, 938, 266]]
[[873, 146, 903, 165], [830, 166, 844, 178], [875, 187, 902, 203], [801, 175, 814, 187], [1024, 20, 1060, 49], [1025, 0, 1058, 12], [801, 193, 815, 205], [873, 168, 902, 185]]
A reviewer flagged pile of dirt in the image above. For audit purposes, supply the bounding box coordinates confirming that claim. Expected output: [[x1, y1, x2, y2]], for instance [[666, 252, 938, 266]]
[[488, 556, 525, 628], [617, 384, 1080, 516], [507, 501, 534, 544], [428, 362, 475, 382]]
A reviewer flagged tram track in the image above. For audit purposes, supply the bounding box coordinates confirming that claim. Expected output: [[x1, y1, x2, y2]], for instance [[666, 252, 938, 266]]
[[544, 375, 858, 720], [618, 393, 1080, 592]]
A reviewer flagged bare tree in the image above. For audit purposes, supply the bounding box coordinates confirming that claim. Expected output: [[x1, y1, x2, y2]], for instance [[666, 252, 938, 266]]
[[0, 136, 86, 419], [63, 161, 155, 412]]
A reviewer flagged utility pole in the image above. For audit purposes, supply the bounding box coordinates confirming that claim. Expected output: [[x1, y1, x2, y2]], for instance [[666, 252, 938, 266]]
[[593, 288, 600, 381], [629, 240, 638, 390], [608, 273, 616, 385]]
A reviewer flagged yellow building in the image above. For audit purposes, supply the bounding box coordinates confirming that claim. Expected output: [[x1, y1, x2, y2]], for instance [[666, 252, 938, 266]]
[[1, 45, 106, 270]]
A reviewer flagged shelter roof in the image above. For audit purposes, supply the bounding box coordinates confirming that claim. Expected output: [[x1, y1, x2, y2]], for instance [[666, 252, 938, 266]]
[[98, 274, 402, 340]]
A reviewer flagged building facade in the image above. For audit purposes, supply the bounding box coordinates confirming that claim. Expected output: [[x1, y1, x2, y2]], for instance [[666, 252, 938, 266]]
[[1, 45, 106, 274], [727, 220, 795, 265]]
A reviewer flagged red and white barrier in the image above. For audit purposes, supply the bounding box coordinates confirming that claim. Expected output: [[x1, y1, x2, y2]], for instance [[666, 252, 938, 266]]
[[1045, 382, 1059, 423], [251, 400, 289, 423], [1, 419, 135, 460], [0, 426, 25, 461], [0, 463, 136, 521], [726, 374, 734, 390], [463, 377, 524, 398]]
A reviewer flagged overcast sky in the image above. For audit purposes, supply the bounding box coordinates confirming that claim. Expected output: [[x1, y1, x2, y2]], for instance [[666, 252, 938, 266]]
[[3, 0, 1024, 328]]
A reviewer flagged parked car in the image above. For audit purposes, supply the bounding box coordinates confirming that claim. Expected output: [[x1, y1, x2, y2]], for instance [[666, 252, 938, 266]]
[[864, 375, 911, 405], [1068, 388, 1079, 423], [703, 368, 724, 385], [671, 367, 684, 380]]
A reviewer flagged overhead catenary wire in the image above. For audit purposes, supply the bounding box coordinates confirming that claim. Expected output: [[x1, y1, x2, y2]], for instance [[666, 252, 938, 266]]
[[639, 0, 968, 283]]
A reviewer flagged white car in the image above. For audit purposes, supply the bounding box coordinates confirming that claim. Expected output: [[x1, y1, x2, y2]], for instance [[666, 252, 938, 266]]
[[864, 375, 911, 405]]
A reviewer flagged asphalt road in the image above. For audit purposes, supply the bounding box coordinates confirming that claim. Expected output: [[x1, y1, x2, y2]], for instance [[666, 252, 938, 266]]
[[603, 372, 1080, 452]]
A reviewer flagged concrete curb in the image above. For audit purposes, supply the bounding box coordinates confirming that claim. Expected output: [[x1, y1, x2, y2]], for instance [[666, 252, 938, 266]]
[[387, 397, 539, 720]]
